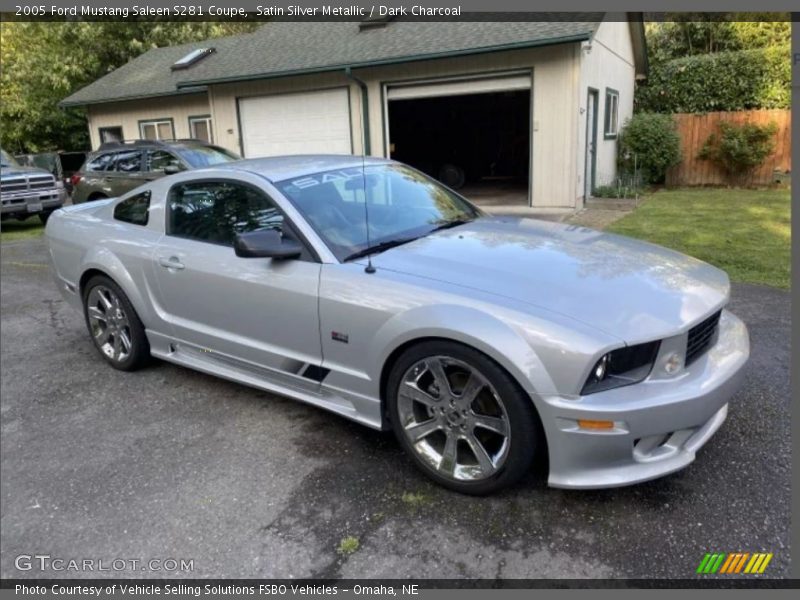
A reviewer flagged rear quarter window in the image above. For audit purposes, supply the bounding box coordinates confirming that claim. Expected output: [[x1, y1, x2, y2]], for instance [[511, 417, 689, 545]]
[[114, 191, 151, 226]]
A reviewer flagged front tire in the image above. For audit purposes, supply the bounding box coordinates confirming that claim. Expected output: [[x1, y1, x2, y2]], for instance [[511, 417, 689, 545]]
[[82, 275, 150, 371], [387, 341, 542, 495]]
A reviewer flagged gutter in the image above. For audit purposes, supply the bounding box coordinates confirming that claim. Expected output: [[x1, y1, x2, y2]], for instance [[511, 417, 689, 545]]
[[59, 86, 208, 109], [627, 13, 649, 79], [175, 34, 592, 89], [344, 67, 370, 156]]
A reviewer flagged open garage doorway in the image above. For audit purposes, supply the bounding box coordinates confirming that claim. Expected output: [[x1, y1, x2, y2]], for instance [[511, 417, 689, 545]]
[[385, 73, 531, 207]]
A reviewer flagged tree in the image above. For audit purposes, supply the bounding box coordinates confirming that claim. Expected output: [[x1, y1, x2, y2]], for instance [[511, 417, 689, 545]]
[[0, 22, 259, 152], [644, 15, 790, 61], [637, 16, 790, 113]]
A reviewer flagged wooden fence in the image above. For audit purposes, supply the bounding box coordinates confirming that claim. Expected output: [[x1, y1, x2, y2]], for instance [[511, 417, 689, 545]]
[[665, 109, 791, 187]]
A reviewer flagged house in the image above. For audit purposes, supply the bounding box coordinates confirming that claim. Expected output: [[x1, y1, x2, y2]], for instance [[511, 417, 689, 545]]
[[60, 15, 647, 210]]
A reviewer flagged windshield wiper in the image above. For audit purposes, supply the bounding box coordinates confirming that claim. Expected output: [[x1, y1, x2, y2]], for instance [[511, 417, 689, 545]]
[[343, 219, 474, 263], [343, 236, 420, 262], [429, 218, 474, 232]]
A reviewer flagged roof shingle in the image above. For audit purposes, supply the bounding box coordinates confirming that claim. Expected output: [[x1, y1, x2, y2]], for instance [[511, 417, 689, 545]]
[[61, 18, 603, 107]]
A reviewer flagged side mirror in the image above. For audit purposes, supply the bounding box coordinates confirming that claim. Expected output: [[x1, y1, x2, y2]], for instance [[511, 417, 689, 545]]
[[163, 164, 181, 175], [234, 230, 302, 260]]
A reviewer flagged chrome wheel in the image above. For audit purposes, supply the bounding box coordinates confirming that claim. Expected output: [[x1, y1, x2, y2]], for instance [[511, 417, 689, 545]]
[[397, 356, 511, 482], [86, 285, 133, 363]]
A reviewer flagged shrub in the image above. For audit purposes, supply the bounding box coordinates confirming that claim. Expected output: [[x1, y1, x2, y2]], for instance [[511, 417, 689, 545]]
[[618, 113, 682, 184], [635, 44, 791, 113], [698, 120, 779, 183]]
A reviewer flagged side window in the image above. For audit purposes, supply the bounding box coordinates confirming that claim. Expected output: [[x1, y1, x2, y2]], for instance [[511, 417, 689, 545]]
[[99, 126, 123, 144], [114, 191, 151, 226], [140, 119, 174, 141], [147, 150, 184, 173], [85, 152, 115, 172], [604, 88, 619, 138], [167, 181, 284, 247], [115, 150, 142, 173]]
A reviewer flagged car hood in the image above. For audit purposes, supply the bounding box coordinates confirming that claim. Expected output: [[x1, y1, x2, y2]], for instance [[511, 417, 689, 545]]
[[0, 164, 53, 179], [369, 217, 729, 344]]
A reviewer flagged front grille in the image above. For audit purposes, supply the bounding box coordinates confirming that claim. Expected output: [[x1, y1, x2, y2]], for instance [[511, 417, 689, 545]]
[[29, 175, 56, 189], [0, 175, 56, 196], [0, 179, 27, 194], [685, 310, 722, 366]]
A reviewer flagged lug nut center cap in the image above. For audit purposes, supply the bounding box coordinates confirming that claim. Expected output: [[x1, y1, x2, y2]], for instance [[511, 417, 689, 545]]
[[445, 410, 465, 427]]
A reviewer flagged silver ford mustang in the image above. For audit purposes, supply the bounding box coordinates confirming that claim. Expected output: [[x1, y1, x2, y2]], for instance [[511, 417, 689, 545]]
[[45, 155, 750, 494]]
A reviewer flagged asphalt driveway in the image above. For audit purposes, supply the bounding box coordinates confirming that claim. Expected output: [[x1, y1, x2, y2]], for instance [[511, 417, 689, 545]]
[[0, 235, 791, 579]]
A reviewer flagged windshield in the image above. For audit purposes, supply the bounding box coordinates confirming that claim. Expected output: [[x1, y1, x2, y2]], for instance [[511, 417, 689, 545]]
[[179, 145, 240, 168], [0, 149, 20, 168], [276, 164, 482, 261]]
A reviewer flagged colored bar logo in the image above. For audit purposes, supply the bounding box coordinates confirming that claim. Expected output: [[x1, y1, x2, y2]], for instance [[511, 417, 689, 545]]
[[696, 552, 773, 574]]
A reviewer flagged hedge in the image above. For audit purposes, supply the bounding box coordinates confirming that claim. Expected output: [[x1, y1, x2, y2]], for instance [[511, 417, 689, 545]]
[[635, 44, 791, 113]]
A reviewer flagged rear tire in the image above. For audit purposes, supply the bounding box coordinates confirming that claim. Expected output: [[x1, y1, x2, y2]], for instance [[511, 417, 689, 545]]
[[438, 164, 466, 189], [387, 340, 542, 495], [82, 275, 150, 371]]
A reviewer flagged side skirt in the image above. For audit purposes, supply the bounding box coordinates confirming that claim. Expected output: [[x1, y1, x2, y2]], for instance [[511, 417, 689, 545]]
[[146, 330, 383, 430]]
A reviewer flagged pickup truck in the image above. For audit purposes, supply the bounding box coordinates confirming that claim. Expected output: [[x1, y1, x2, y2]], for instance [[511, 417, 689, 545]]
[[1, 148, 67, 224]]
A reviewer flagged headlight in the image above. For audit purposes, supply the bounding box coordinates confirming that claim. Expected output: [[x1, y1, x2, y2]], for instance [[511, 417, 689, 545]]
[[581, 341, 660, 395]]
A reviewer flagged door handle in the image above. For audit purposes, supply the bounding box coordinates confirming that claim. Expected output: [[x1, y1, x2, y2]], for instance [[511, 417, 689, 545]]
[[158, 256, 185, 270]]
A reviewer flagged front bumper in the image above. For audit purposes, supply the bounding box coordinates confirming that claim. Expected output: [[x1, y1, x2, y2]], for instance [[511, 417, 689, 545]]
[[1, 189, 66, 217], [540, 310, 750, 489]]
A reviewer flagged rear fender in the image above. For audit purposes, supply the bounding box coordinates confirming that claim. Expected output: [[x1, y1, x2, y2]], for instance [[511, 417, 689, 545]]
[[79, 246, 157, 326]]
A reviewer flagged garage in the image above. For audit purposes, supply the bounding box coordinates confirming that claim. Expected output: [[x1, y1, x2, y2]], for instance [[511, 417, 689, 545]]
[[238, 88, 352, 157], [385, 73, 531, 206]]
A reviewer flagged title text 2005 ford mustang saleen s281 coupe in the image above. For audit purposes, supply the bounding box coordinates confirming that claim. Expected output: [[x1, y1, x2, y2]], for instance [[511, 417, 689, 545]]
[[45, 156, 749, 494]]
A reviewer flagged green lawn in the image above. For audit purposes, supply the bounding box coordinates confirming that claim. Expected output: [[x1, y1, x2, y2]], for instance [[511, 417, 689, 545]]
[[608, 188, 790, 289], [0, 218, 45, 242]]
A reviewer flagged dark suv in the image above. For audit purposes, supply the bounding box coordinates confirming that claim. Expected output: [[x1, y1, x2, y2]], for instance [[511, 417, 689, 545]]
[[71, 139, 240, 204]]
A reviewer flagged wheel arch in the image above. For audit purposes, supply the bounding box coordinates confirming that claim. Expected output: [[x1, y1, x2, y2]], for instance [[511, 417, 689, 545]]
[[372, 305, 556, 421], [79, 267, 110, 297], [377, 332, 551, 479], [77, 250, 152, 328]]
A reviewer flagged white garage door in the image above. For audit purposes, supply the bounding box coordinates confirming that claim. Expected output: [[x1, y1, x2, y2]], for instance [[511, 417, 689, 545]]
[[238, 88, 352, 158], [386, 73, 531, 101]]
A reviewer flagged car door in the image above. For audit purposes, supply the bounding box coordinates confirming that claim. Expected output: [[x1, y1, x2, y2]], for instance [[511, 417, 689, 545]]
[[104, 150, 146, 196], [144, 149, 187, 181], [150, 177, 323, 387], [79, 151, 118, 199]]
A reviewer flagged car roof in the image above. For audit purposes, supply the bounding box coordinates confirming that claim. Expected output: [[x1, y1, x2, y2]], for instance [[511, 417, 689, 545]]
[[95, 139, 216, 153], [217, 154, 394, 183]]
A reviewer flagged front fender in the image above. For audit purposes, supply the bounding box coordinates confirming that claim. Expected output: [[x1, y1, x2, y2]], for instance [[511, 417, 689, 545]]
[[370, 304, 557, 401]]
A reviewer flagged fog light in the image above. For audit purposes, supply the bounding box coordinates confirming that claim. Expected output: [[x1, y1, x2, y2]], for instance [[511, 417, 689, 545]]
[[664, 352, 683, 374], [578, 419, 614, 430]]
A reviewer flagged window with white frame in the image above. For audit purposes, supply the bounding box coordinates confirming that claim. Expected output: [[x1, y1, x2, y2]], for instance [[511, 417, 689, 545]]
[[139, 119, 174, 141], [189, 116, 213, 143], [604, 88, 619, 138]]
